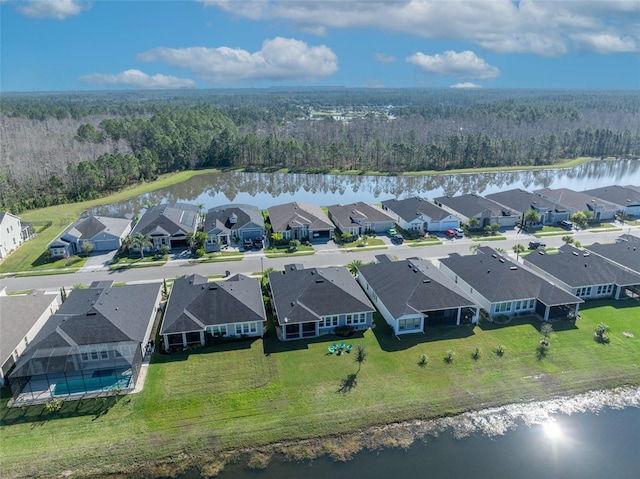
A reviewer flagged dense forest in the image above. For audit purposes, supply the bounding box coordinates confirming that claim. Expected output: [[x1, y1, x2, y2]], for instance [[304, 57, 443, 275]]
[[1, 88, 639, 213]]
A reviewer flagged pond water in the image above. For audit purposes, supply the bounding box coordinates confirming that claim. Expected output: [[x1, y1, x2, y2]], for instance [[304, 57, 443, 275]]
[[176, 390, 640, 479], [92, 159, 640, 217]]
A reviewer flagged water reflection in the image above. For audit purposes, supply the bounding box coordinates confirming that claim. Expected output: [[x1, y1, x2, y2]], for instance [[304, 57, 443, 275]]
[[541, 419, 563, 440], [91, 159, 640, 216]]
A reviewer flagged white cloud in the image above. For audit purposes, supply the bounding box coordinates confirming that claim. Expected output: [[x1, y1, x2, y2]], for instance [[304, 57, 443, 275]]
[[407, 50, 500, 81], [17, 0, 88, 19], [137, 37, 338, 84], [198, 0, 640, 56], [79, 70, 195, 89], [375, 53, 396, 64], [569, 33, 638, 54], [450, 82, 482, 89]]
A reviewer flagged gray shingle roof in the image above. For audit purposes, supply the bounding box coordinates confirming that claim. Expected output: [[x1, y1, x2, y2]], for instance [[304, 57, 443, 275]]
[[203, 204, 264, 235], [524, 244, 640, 288], [0, 291, 59, 367], [380, 197, 454, 222], [433, 194, 515, 219], [131, 203, 199, 237], [268, 265, 374, 325], [327, 202, 394, 228], [51, 214, 132, 246], [161, 274, 267, 335], [486, 189, 562, 215], [9, 283, 162, 377], [587, 236, 640, 275], [583, 185, 640, 208], [440, 247, 581, 306], [267, 202, 334, 233], [358, 258, 477, 318], [533, 188, 617, 213]]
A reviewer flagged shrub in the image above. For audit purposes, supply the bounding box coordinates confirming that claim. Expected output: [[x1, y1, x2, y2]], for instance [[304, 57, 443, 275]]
[[418, 354, 428, 367], [44, 397, 64, 413], [496, 345, 505, 357], [444, 350, 455, 363], [472, 347, 481, 360]]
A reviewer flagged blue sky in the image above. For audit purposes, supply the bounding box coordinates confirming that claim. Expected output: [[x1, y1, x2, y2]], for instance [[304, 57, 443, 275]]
[[1, 0, 639, 92]]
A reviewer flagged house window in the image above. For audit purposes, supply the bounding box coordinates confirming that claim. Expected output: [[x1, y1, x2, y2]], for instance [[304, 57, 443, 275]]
[[91, 351, 99, 360], [514, 301, 521, 311], [528, 299, 535, 309], [346, 313, 367, 325], [398, 317, 421, 331], [81, 352, 89, 361], [100, 351, 109, 360], [210, 325, 227, 336], [575, 286, 592, 297], [320, 316, 339, 328], [494, 301, 512, 313], [235, 323, 257, 335]]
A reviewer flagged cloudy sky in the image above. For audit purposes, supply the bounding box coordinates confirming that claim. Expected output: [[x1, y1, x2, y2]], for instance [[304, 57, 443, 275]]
[[1, 0, 639, 91]]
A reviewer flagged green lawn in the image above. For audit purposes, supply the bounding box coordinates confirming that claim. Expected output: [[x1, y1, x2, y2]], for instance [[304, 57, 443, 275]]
[[1, 300, 638, 478]]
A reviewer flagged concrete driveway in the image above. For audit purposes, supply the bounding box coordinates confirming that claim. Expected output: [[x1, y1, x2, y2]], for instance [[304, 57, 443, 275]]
[[79, 250, 118, 272]]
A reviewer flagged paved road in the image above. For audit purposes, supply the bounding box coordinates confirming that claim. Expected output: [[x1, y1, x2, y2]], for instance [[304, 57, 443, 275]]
[[1, 225, 635, 293]]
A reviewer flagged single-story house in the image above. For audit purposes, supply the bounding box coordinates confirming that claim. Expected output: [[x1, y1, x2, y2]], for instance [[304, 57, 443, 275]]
[[0, 289, 61, 386], [433, 194, 519, 229], [586, 235, 640, 275], [8, 281, 162, 404], [267, 202, 334, 241], [48, 214, 133, 258], [161, 273, 267, 351], [203, 204, 265, 252], [129, 202, 200, 251], [357, 255, 479, 336], [327, 202, 395, 236], [523, 244, 640, 300], [439, 246, 583, 321], [486, 189, 570, 226], [268, 264, 375, 341], [0, 212, 25, 259], [583, 185, 640, 218], [381, 197, 461, 233], [533, 188, 618, 222]]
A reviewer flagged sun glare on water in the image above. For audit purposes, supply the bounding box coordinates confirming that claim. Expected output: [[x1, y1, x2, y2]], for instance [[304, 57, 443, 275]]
[[542, 420, 563, 439]]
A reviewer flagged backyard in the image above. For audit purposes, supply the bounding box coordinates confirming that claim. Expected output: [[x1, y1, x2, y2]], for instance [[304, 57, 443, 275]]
[[0, 300, 639, 478]]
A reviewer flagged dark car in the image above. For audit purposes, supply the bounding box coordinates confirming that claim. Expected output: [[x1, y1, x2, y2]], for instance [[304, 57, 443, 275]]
[[254, 237, 264, 249], [528, 241, 546, 250], [243, 238, 253, 249], [392, 234, 404, 244]]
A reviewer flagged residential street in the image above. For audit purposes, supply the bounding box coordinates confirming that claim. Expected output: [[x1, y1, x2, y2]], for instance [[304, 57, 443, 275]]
[[0, 225, 636, 293]]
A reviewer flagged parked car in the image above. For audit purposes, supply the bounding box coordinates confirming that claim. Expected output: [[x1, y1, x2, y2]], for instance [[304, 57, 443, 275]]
[[243, 238, 253, 249], [254, 237, 264, 249], [445, 229, 457, 238], [528, 241, 546, 250], [387, 228, 398, 237], [392, 234, 404, 244], [559, 220, 573, 230], [453, 227, 464, 237]]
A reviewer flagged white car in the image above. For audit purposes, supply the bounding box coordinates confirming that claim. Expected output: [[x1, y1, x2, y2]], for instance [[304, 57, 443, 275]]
[[454, 228, 464, 237]]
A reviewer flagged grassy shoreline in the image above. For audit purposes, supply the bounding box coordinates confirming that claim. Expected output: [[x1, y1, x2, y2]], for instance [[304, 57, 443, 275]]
[[1, 299, 638, 479]]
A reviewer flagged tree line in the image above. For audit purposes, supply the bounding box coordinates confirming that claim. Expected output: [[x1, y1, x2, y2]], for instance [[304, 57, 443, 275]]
[[1, 89, 638, 213]]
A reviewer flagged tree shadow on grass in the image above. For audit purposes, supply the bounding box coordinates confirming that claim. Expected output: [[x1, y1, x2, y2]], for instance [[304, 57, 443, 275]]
[[336, 373, 358, 394]]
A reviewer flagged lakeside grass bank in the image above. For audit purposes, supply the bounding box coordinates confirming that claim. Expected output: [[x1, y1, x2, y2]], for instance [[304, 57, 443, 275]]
[[1, 299, 638, 479]]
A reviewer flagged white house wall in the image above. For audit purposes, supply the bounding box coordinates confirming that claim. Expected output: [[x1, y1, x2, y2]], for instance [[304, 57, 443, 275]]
[[0, 214, 23, 258]]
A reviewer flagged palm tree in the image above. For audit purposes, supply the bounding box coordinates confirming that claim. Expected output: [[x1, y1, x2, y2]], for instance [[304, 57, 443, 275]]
[[469, 243, 480, 255], [360, 234, 369, 246], [513, 243, 525, 261], [468, 218, 480, 231], [132, 233, 153, 259], [524, 209, 541, 228], [262, 266, 275, 287], [562, 235, 574, 244], [120, 235, 133, 254], [354, 345, 367, 372], [347, 259, 363, 276], [540, 322, 553, 345]]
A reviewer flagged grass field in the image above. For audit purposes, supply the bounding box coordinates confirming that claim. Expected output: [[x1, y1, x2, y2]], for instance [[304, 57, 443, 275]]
[[1, 299, 638, 478]]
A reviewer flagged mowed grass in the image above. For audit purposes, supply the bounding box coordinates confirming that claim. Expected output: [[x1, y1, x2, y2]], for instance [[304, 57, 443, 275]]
[[1, 300, 639, 478]]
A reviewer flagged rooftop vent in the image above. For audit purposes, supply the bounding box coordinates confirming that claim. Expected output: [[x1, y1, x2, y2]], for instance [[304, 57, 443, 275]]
[[209, 284, 218, 290], [499, 258, 505, 263], [422, 279, 431, 283], [573, 251, 579, 256], [316, 279, 324, 283], [492, 253, 497, 258], [510, 266, 518, 270], [583, 253, 590, 257], [487, 269, 491, 273]]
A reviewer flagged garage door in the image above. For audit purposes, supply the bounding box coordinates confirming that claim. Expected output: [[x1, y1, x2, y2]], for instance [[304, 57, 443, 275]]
[[93, 239, 120, 251], [436, 221, 458, 232], [241, 229, 263, 240]]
